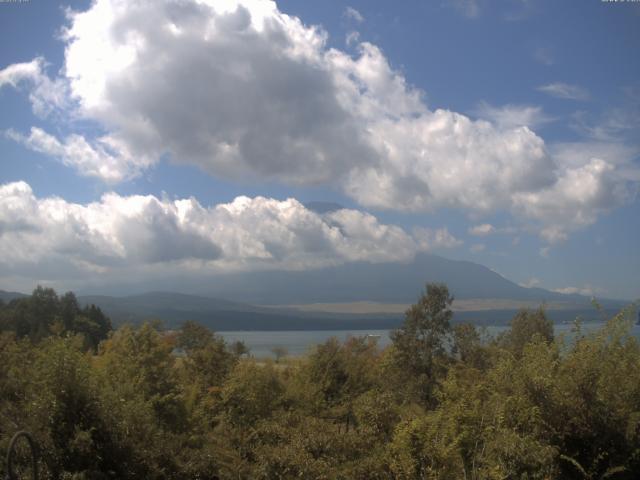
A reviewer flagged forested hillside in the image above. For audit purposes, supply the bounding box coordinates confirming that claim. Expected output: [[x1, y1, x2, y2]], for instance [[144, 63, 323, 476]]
[[1, 285, 639, 479]]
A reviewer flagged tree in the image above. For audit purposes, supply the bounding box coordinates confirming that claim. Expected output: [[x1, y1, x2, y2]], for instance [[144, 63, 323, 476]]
[[96, 323, 186, 432], [220, 362, 284, 429], [80, 303, 112, 349], [59, 291, 80, 332], [499, 307, 553, 356], [177, 321, 237, 391], [0, 288, 112, 349], [390, 283, 454, 406], [7, 286, 59, 340], [452, 322, 489, 370], [230, 340, 250, 357], [176, 320, 213, 353]]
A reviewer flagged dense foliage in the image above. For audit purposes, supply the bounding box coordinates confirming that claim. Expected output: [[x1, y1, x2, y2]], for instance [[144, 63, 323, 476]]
[[1, 285, 639, 479], [0, 287, 111, 350]]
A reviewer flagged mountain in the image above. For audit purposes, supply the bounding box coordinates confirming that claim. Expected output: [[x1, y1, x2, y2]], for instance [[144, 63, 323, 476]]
[[3, 254, 629, 331], [0, 290, 28, 303], [194, 253, 596, 305], [74, 290, 625, 332]]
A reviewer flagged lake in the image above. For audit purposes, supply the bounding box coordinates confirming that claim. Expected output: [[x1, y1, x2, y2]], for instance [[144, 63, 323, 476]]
[[220, 323, 640, 359]]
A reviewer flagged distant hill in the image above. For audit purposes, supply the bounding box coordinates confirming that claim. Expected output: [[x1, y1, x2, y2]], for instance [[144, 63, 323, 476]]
[[74, 290, 625, 331], [3, 253, 630, 330], [0, 290, 28, 303], [195, 253, 603, 305]]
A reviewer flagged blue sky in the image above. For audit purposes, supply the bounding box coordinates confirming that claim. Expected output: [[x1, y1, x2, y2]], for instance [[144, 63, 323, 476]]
[[0, 0, 639, 300]]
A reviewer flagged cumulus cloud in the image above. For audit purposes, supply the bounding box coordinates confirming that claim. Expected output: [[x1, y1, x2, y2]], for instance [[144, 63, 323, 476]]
[[468, 223, 517, 237], [0, 58, 41, 87], [537, 82, 590, 101], [6, 127, 149, 183], [512, 158, 630, 243], [0, 181, 451, 282], [342, 109, 555, 213], [519, 277, 540, 288], [468, 223, 495, 236], [552, 285, 602, 297], [345, 30, 360, 46], [55, 0, 557, 208], [0, 181, 222, 268], [412, 227, 463, 250], [57, 0, 379, 185], [1, 0, 637, 244], [343, 7, 364, 23], [0, 57, 67, 116], [473, 102, 552, 129]]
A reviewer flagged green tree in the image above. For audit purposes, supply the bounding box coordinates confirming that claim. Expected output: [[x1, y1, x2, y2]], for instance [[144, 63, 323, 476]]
[[220, 362, 284, 429], [452, 322, 489, 370], [7, 286, 60, 340], [176, 320, 213, 353], [96, 323, 186, 432], [0, 288, 112, 349], [178, 321, 237, 392], [230, 340, 250, 357], [79, 303, 112, 349], [390, 283, 454, 406], [551, 310, 640, 479], [499, 307, 554, 356]]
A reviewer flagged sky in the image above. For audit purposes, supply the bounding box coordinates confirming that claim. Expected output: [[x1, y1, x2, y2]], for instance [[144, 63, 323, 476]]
[[0, 0, 639, 300]]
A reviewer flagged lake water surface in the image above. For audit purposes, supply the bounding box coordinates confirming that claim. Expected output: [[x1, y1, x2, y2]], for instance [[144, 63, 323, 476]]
[[221, 323, 640, 359]]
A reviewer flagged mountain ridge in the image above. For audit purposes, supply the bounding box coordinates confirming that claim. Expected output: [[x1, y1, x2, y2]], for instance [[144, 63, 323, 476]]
[[1, 253, 629, 330], [190, 253, 603, 305]]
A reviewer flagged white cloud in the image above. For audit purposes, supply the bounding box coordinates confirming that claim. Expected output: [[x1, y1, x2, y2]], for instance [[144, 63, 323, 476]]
[[343, 6, 364, 23], [345, 30, 360, 46], [0, 57, 67, 116], [513, 158, 630, 243], [552, 285, 601, 297], [1, 0, 637, 244], [0, 181, 221, 268], [550, 141, 638, 168], [537, 82, 590, 101], [0, 58, 41, 87], [52, 0, 562, 216], [468, 223, 518, 237], [58, 0, 378, 185], [6, 127, 150, 183], [473, 102, 552, 129], [342, 109, 555, 213], [468, 223, 495, 236], [571, 108, 640, 143], [519, 277, 540, 288], [0, 181, 448, 282], [412, 227, 463, 250]]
